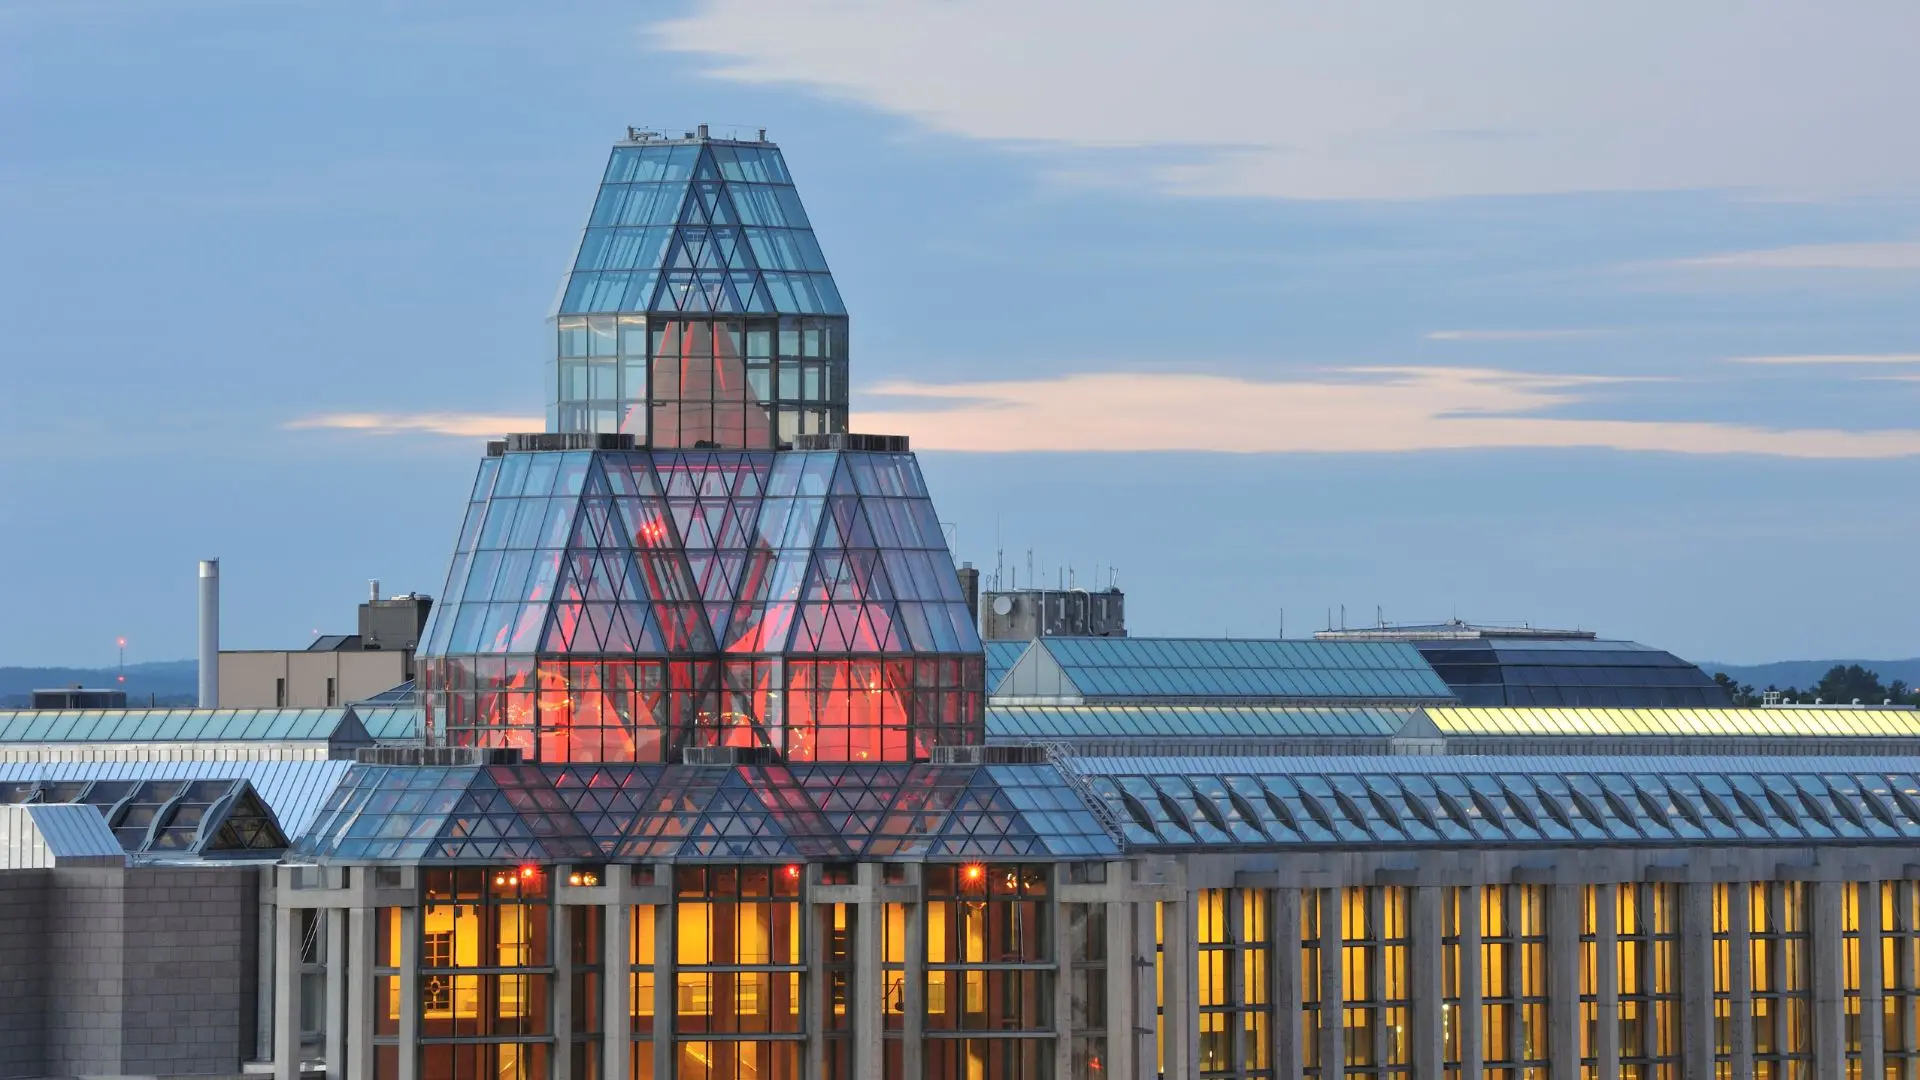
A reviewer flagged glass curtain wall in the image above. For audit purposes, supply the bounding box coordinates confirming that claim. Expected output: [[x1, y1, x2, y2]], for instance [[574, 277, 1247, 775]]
[[673, 866, 804, 1080], [1196, 889, 1271, 1079], [1751, 882, 1813, 1078], [417, 868, 554, 1080], [924, 864, 1055, 1080], [1887, 882, 1920, 1080], [821, 903, 855, 1080], [1341, 887, 1409, 1077], [1617, 883, 1681, 1079], [1067, 902, 1108, 1079], [572, 906, 604, 1080], [1481, 885, 1549, 1080]]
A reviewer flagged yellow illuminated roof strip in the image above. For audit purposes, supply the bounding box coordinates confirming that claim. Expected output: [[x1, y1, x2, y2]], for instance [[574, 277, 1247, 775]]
[[1425, 706, 1920, 738]]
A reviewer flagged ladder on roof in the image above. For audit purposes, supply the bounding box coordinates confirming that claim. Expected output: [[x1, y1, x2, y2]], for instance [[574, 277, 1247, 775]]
[[1042, 742, 1127, 845]]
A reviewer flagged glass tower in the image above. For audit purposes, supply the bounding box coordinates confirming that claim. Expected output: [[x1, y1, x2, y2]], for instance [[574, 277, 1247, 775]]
[[417, 129, 982, 764], [551, 129, 849, 449]]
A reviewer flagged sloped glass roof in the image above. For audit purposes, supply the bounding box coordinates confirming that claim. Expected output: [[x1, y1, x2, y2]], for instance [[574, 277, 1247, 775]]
[[988, 704, 1413, 739], [294, 762, 1117, 863], [352, 706, 425, 741], [1074, 755, 1920, 849], [1417, 637, 1729, 707], [562, 139, 841, 318], [1035, 637, 1454, 702], [1428, 706, 1920, 738], [0, 707, 358, 743], [985, 641, 1029, 694], [0, 777, 288, 855]]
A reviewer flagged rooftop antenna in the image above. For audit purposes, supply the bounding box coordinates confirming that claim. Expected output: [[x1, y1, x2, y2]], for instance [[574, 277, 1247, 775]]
[[1340, 604, 1347, 630], [1279, 609, 1285, 640]]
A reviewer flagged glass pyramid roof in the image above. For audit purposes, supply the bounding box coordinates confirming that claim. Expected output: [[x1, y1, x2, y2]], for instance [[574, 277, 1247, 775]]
[[294, 762, 1119, 863], [561, 137, 842, 317]]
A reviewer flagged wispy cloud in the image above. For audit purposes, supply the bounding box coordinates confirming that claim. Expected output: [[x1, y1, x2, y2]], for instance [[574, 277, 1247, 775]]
[[1425, 329, 1599, 343], [1728, 354, 1920, 366], [1675, 241, 1920, 270], [286, 412, 540, 438], [855, 367, 1920, 458], [653, 1, 1920, 200]]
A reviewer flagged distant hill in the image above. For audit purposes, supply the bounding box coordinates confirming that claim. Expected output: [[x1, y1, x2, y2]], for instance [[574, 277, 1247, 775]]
[[1703, 658, 1920, 692], [0, 659, 198, 708]]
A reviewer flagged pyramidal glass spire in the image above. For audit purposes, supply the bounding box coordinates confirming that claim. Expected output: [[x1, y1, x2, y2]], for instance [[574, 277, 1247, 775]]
[[550, 127, 849, 449]]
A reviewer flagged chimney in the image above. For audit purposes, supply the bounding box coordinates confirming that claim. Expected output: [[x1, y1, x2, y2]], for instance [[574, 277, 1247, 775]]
[[370, 579, 381, 603], [957, 562, 980, 621], [198, 559, 220, 707], [696, 123, 710, 140]]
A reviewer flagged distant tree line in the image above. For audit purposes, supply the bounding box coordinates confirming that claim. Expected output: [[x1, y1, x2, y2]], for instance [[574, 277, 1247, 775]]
[[1714, 664, 1920, 708]]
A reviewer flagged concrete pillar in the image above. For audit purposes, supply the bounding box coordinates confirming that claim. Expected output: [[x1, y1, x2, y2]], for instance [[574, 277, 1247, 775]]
[[905, 895, 926, 1080], [1683, 882, 1718, 1080], [1865, 882, 1886, 1080], [1730, 882, 1753, 1080], [1104, 899, 1136, 1080], [397, 906, 420, 1080], [653, 900, 673, 1080], [1271, 889, 1302, 1080], [1410, 886, 1444, 1080], [325, 909, 347, 1080], [603, 898, 631, 1080], [1550, 885, 1581, 1079], [274, 904, 302, 1080], [1054, 887, 1073, 1080], [551, 901, 573, 1080], [854, 871, 884, 1080], [258, 877, 277, 1064], [1596, 883, 1620, 1080], [1319, 889, 1344, 1080], [346, 908, 377, 1080], [1815, 880, 1846, 1080], [1162, 898, 1195, 1080], [1461, 885, 1484, 1079], [804, 899, 826, 1080]]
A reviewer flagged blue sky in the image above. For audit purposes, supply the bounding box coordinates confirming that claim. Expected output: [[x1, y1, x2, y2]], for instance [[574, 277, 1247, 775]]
[[2, 0, 1918, 667]]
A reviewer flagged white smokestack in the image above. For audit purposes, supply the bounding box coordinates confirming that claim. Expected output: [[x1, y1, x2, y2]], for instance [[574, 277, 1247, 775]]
[[198, 559, 220, 707], [370, 579, 381, 603]]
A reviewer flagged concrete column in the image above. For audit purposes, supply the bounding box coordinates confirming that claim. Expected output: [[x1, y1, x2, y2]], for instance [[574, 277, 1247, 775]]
[[551, 902, 573, 1080], [1410, 886, 1444, 1080], [1054, 889, 1074, 1080], [1132, 897, 1157, 1080], [1162, 898, 1195, 1080], [653, 899, 673, 1080], [1318, 889, 1344, 1080], [1550, 885, 1581, 1079], [1816, 880, 1846, 1080], [905, 895, 926, 1080], [603, 899, 631, 1080], [804, 900, 826, 1080], [346, 908, 377, 1080], [1730, 882, 1753, 1080], [325, 909, 347, 1080], [274, 904, 302, 1080], [1271, 889, 1302, 1080], [1596, 884, 1620, 1080], [1865, 882, 1886, 1080], [258, 877, 277, 1064], [1683, 882, 1717, 1080], [397, 906, 420, 1080], [1461, 885, 1484, 1079], [1104, 899, 1136, 1080], [854, 873, 884, 1080]]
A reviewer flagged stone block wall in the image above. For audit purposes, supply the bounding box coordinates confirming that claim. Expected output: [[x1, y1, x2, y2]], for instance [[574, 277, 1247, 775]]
[[0, 870, 49, 1079]]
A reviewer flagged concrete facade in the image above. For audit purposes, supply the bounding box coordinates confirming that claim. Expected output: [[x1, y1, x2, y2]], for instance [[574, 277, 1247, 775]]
[[0, 864, 261, 1080], [220, 650, 408, 709]]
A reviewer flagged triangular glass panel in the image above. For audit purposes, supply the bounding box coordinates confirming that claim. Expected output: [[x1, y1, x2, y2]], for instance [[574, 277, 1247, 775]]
[[693, 148, 721, 181], [829, 459, 857, 495], [679, 195, 710, 227]]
